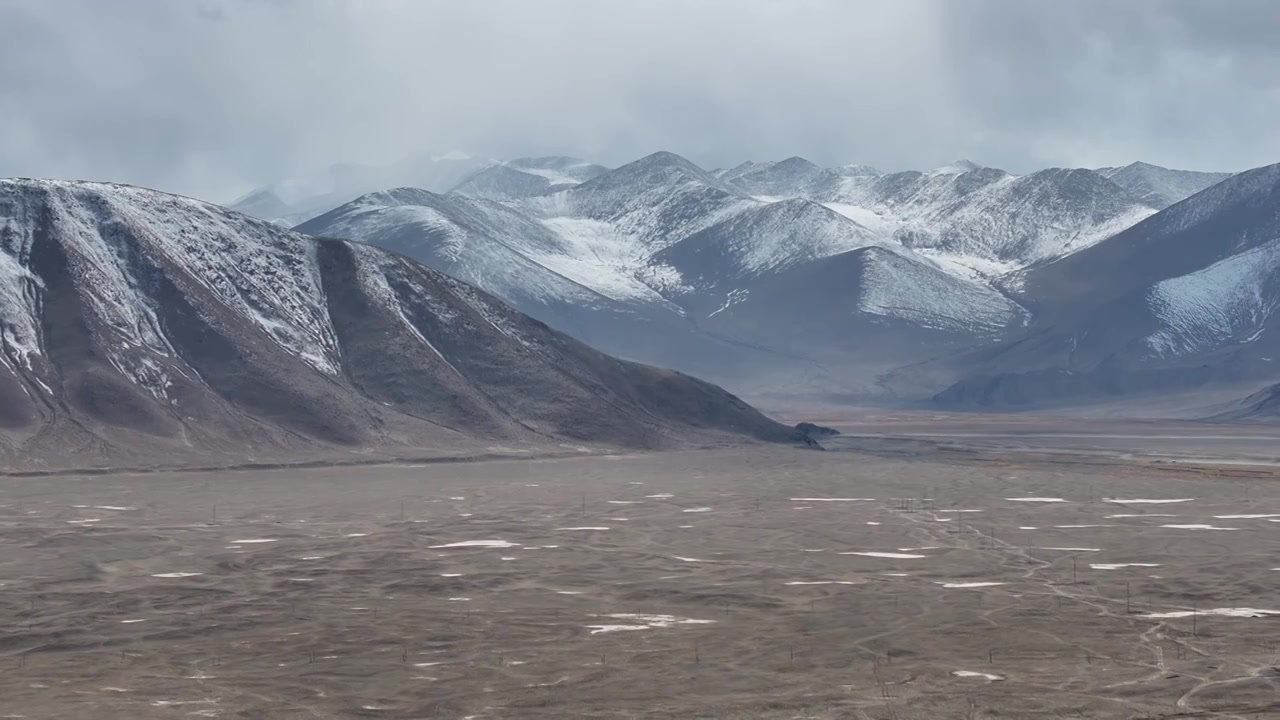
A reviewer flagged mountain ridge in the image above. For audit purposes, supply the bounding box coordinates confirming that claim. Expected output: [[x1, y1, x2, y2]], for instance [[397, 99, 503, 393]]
[[0, 178, 813, 470]]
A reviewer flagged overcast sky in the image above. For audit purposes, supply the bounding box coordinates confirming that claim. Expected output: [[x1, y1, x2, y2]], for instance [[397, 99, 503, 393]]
[[2, 0, 1278, 201]]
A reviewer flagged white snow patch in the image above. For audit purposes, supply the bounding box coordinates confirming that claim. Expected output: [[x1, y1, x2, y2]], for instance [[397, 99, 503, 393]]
[[151, 572, 203, 578], [1104, 498, 1194, 504], [939, 582, 1006, 589], [952, 670, 1003, 681], [790, 497, 875, 502], [585, 613, 715, 634], [428, 540, 520, 548], [1091, 563, 1161, 570], [784, 580, 857, 586], [841, 551, 927, 559], [1140, 608, 1280, 619], [1160, 524, 1239, 531]]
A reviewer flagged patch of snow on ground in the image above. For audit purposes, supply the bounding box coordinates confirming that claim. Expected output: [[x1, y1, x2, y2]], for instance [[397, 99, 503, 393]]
[[938, 582, 1006, 589], [790, 497, 875, 502], [952, 670, 1003, 681], [428, 540, 520, 548], [585, 613, 715, 634], [784, 581, 857, 586], [1140, 608, 1280, 619], [841, 551, 927, 559]]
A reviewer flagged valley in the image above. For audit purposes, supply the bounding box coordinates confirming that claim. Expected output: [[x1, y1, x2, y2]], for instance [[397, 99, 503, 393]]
[[5, 425, 1280, 718]]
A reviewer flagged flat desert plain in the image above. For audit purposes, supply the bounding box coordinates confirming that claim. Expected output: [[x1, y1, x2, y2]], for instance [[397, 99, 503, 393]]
[[4, 424, 1280, 718]]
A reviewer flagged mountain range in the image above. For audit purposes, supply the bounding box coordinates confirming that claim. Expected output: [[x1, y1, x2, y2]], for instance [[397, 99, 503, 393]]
[[104, 145, 1274, 426], [284, 150, 1260, 413], [0, 178, 812, 471]]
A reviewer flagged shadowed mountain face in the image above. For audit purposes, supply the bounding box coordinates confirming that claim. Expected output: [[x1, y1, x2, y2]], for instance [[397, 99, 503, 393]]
[[0, 179, 811, 470], [934, 163, 1280, 417]]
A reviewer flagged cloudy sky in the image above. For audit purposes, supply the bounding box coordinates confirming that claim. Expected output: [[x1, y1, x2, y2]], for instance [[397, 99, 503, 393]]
[[2, 0, 1277, 200]]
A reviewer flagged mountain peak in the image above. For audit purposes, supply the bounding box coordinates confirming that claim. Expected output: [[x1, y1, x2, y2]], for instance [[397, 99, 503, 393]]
[[931, 159, 984, 175]]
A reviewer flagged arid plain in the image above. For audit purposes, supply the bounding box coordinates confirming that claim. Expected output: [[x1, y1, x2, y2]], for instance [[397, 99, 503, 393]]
[[4, 419, 1280, 719]]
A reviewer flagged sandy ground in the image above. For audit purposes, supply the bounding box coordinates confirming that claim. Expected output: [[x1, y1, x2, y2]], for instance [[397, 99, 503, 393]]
[[4, 430, 1280, 718]]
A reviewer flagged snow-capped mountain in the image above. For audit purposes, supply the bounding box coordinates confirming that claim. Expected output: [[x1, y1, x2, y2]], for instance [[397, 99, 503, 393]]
[[229, 152, 498, 225], [507, 156, 610, 185], [0, 178, 808, 469], [299, 152, 1052, 399], [936, 161, 1280, 414], [448, 156, 610, 201], [749, 162, 1159, 271], [1096, 161, 1232, 210], [283, 149, 1249, 406], [717, 157, 828, 197]]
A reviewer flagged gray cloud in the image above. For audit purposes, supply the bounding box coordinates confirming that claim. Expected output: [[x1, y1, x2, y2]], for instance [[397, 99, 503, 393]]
[[1, 0, 1276, 201]]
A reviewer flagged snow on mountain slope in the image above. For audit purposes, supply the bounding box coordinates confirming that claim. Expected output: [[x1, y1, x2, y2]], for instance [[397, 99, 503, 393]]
[[531, 151, 756, 253], [295, 188, 674, 310], [719, 156, 828, 197], [230, 153, 497, 225], [700, 246, 1029, 368], [449, 157, 611, 201], [1146, 238, 1280, 357], [508, 156, 610, 185], [448, 165, 559, 201], [532, 217, 680, 303], [0, 178, 810, 468], [934, 160, 1280, 412], [856, 247, 1029, 333], [856, 167, 1154, 266], [745, 162, 1158, 273], [1097, 161, 1233, 210], [4, 179, 343, 380], [654, 198, 890, 289]]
